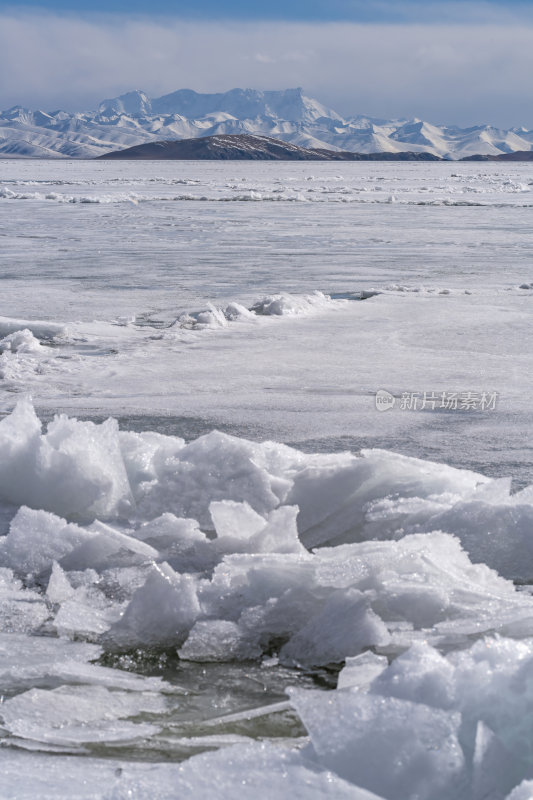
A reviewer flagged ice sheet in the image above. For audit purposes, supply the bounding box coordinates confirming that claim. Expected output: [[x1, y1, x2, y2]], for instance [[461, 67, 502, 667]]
[[2, 160, 533, 798]]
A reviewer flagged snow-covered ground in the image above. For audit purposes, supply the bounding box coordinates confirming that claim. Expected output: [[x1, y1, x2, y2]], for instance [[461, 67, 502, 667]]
[[1, 160, 533, 799]]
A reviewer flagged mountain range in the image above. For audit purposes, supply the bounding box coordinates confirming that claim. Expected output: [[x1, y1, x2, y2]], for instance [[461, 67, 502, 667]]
[[1, 87, 533, 160]]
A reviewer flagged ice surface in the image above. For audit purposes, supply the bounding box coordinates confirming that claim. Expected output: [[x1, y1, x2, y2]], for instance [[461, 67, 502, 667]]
[[0, 631, 172, 697], [0, 161, 531, 484], [1, 683, 164, 745], [0, 746, 384, 799]]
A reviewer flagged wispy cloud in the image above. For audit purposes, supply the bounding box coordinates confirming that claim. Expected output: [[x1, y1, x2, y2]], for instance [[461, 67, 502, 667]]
[[1, 11, 532, 127]]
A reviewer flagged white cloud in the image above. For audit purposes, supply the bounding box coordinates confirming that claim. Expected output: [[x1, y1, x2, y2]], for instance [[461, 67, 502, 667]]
[[1, 12, 533, 127]]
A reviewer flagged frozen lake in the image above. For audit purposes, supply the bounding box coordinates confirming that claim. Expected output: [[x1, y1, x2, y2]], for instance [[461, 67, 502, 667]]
[[1, 160, 533, 480], [1, 160, 533, 799]]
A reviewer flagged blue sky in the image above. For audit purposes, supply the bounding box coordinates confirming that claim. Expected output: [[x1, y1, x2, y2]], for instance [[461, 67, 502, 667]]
[[2, 0, 532, 22], [1, 1, 533, 126]]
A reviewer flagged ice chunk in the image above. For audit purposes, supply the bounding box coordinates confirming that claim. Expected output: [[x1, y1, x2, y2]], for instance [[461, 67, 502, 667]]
[[448, 637, 533, 762], [210, 502, 306, 556], [472, 721, 526, 800], [202, 300, 257, 326], [247, 505, 306, 555], [178, 303, 229, 329], [250, 291, 335, 317], [289, 446, 533, 581], [316, 532, 532, 637], [414, 497, 533, 581], [1, 507, 94, 576], [0, 401, 134, 521], [370, 642, 456, 709], [38, 413, 134, 520], [175, 295, 325, 329], [133, 513, 209, 571], [0, 567, 49, 633], [210, 499, 266, 540], [280, 589, 390, 668], [51, 587, 123, 639], [0, 329, 42, 353], [362, 636, 533, 779], [46, 561, 75, 604], [179, 619, 262, 662], [0, 397, 42, 490], [167, 741, 384, 799], [118, 429, 185, 488], [0, 632, 99, 689], [290, 688, 465, 800], [337, 651, 388, 690], [46, 562, 125, 638], [134, 430, 289, 525], [133, 512, 206, 550], [59, 520, 158, 571], [107, 562, 200, 648], [223, 301, 256, 321], [289, 447, 488, 548], [199, 552, 315, 626]]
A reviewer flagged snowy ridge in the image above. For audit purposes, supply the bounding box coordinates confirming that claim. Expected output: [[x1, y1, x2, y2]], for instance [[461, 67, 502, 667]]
[[2, 87, 533, 160], [174, 291, 343, 329]]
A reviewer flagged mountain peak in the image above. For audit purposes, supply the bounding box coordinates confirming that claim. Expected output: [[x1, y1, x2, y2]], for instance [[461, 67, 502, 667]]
[[98, 90, 152, 118], [148, 87, 329, 122]]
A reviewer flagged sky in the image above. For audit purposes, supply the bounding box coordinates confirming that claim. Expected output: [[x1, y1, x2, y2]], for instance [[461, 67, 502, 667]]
[[1, 1, 533, 127]]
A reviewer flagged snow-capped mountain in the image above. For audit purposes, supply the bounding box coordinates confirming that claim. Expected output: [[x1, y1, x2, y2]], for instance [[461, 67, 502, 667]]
[[1, 87, 532, 160]]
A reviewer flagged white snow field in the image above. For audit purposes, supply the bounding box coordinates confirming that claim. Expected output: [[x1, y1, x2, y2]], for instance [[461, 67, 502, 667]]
[[1, 159, 533, 799]]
